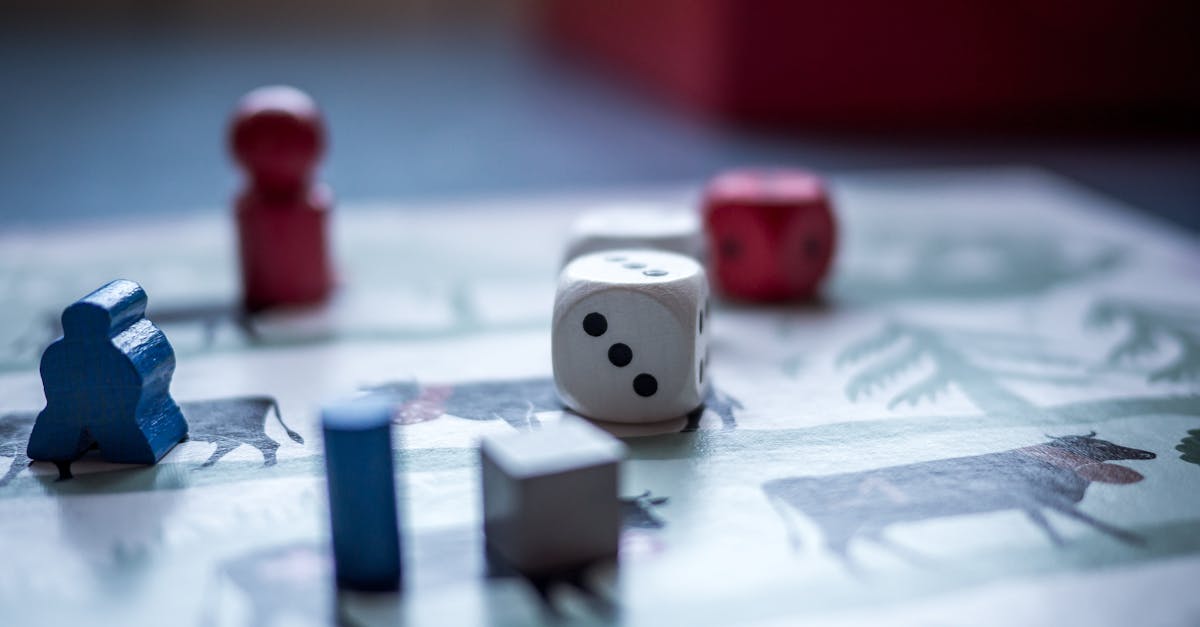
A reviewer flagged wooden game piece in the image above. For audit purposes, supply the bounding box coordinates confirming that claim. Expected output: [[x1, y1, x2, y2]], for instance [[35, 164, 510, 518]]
[[561, 204, 702, 267], [552, 249, 710, 423], [26, 279, 189, 465], [321, 399, 402, 592], [480, 416, 625, 575], [702, 168, 837, 301], [230, 85, 335, 313]]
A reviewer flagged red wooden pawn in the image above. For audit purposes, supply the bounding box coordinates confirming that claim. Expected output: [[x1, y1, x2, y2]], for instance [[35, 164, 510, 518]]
[[231, 85, 335, 312], [702, 168, 837, 301]]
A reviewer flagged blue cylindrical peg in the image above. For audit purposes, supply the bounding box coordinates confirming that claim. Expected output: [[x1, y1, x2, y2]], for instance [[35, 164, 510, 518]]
[[321, 399, 402, 592]]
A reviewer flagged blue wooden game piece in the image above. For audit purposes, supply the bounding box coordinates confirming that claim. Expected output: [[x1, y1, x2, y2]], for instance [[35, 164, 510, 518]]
[[322, 399, 402, 592], [26, 279, 189, 465]]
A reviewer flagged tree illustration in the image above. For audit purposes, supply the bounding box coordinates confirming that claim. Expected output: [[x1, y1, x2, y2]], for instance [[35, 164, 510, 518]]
[[1177, 429, 1200, 466], [839, 235, 1122, 302], [1088, 299, 1200, 384], [837, 321, 1085, 417]]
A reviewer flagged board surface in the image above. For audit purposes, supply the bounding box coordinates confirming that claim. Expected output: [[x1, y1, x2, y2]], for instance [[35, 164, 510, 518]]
[[0, 168, 1198, 626]]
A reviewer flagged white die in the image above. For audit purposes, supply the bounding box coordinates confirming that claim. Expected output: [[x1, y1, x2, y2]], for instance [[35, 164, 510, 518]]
[[552, 249, 710, 423], [560, 204, 702, 267]]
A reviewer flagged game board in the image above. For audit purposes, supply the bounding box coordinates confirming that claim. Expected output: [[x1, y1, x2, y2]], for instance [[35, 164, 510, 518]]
[[0, 167, 1197, 626]]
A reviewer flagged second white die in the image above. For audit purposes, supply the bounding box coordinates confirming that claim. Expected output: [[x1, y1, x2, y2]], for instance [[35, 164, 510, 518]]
[[560, 204, 703, 267], [552, 249, 710, 423]]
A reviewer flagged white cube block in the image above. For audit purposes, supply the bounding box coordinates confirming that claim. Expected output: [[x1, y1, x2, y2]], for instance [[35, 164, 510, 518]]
[[481, 416, 626, 575], [561, 205, 702, 267]]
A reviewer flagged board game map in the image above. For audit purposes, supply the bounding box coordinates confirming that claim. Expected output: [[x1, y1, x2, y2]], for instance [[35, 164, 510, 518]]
[[0, 167, 1197, 626]]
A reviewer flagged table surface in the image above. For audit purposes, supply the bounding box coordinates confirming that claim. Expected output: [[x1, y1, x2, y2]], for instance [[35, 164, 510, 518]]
[[0, 167, 1197, 626]]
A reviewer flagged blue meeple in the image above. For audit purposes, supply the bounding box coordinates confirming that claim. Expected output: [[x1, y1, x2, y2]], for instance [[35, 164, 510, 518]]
[[27, 279, 189, 465]]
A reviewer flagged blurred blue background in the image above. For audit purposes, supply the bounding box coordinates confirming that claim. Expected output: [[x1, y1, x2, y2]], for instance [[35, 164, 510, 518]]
[[0, 1, 1197, 230]]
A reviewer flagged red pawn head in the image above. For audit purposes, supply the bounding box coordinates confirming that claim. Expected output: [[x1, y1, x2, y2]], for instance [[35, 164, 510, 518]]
[[230, 86, 325, 194], [702, 168, 837, 302]]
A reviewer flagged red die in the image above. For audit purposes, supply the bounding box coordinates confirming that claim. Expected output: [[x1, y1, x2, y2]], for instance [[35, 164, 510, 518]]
[[230, 86, 335, 313], [702, 168, 837, 301]]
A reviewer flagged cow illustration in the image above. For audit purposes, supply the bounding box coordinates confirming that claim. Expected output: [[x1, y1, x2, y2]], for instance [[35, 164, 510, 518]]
[[0, 396, 301, 484], [179, 396, 303, 467], [365, 376, 742, 431], [0, 412, 36, 487], [763, 433, 1156, 565]]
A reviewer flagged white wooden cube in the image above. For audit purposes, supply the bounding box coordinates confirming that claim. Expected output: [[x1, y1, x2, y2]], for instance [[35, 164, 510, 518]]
[[560, 205, 702, 267], [480, 416, 626, 575], [553, 249, 710, 423]]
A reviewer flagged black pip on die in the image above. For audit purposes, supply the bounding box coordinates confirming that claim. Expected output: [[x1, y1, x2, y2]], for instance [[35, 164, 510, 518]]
[[552, 249, 710, 423]]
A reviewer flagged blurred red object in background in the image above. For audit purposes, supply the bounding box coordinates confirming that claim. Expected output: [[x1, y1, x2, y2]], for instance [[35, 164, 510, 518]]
[[540, 0, 1200, 127], [703, 168, 836, 302], [232, 86, 336, 313]]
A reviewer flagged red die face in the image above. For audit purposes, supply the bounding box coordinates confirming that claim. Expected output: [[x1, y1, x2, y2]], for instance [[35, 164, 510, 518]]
[[702, 169, 837, 301]]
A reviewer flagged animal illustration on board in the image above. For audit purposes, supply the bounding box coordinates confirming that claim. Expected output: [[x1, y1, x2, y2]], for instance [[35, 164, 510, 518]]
[[0, 395, 300, 486], [364, 376, 743, 431], [763, 433, 1156, 567]]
